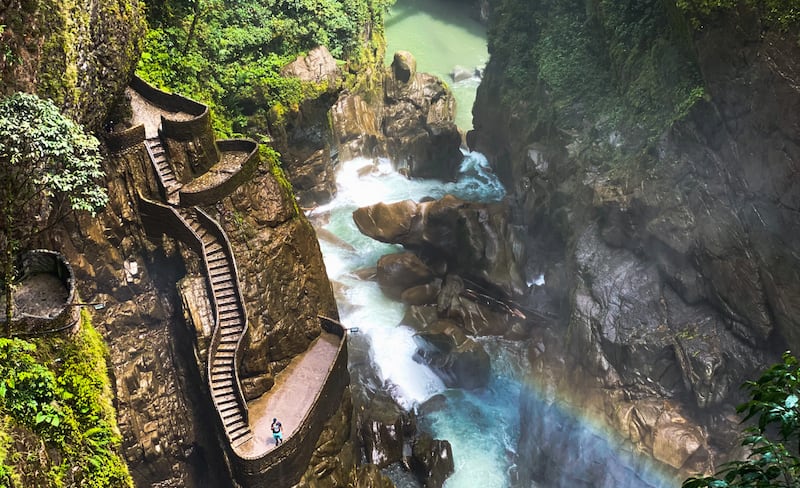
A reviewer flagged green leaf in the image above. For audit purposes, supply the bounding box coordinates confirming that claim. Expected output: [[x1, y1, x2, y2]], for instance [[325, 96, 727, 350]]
[[785, 394, 798, 409]]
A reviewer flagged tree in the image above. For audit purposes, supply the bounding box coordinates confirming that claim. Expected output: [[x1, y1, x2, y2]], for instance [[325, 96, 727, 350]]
[[683, 352, 800, 488], [0, 92, 108, 333]]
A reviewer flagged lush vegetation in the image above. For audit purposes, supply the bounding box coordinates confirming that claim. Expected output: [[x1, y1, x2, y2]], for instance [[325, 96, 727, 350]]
[[487, 0, 704, 167], [0, 93, 108, 329], [676, 0, 800, 29], [0, 310, 132, 487], [137, 0, 393, 136], [683, 352, 800, 487]]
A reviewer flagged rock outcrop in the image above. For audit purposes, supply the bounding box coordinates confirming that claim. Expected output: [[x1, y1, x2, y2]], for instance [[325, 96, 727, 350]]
[[471, 0, 799, 482], [0, 0, 145, 131], [353, 194, 526, 296], [282, 49, 464, 207], [382, 51, 463, 180]]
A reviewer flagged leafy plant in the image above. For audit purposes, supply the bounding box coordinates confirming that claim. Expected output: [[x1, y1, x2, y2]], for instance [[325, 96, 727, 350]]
[[0, 93, 108, 330], [683, 352, 800, 487], [0, 310, 132, 487], [137, 0, 393, 136], [676, 0, 800, 29]]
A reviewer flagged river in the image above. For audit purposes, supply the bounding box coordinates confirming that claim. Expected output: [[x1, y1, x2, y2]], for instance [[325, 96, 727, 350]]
[[384, 0, 488, 130], [309, 1, 673, 486]]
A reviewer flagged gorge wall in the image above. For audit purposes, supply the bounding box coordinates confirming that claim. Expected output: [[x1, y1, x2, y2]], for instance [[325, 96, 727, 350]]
[[471, 0, 799, 482]]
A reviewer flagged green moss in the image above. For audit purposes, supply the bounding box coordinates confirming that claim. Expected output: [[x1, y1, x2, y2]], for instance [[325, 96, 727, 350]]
[[0, 309, 133, 488], [261, 145, 301, 217], [489, 0, 706, 176]]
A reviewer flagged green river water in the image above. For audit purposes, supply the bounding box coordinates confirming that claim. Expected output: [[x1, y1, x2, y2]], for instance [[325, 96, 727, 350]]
[[385, 0, 488, 130]]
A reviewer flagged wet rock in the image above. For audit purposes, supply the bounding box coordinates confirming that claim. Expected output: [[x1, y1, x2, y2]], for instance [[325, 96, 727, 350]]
[[383, 51, 462, 180], [450, 66, 474, 83], [412, 319, 490, 389], [330, 93, 384, 162], [354, 195, 527, 297], [376, 252, 436, 300], [359, 392, 413, 468], [352, 199, 418, 244], [401, 279, 442, 305], [570, 225, 764, 406], [410, 433, 454, 488]]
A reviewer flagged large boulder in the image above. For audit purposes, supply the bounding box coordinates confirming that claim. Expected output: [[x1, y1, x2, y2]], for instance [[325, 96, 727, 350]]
[[410, 433, 454, 488], [376, 252, 436, 300], [358, 392, 413, 468], [281, 45, 340, 84], [354, 195, 527, 296]]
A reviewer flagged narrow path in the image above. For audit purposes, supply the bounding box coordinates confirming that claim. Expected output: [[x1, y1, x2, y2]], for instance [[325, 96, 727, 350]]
[[130, 80, 347, 482], [236, 332, 340, 457]]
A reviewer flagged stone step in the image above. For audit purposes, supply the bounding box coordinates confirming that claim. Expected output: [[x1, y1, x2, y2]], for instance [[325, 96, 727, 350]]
[[218, 342, 237, 352], [213, 283, 235, 293], [211, 272, 232, 282], [230, 429, 253, 447], [206, 249, 225, 261], [205, 242, 223, 254], [220, 328, 240, 338], [218, 310, 239, 321], [216, 290, 236, 300], [215, 386, 235, 397], [225, 419, 246, 432], [215, 393, 236, 404]]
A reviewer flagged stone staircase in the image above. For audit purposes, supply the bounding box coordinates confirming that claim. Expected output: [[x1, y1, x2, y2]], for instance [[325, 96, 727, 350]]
[[145, 137, 181, 203], [178, 208, 253, 448], [143, 134, 252, 448]]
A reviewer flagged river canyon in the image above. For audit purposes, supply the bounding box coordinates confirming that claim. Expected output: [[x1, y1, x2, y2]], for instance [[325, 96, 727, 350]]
[[1, 0, 799, 487]]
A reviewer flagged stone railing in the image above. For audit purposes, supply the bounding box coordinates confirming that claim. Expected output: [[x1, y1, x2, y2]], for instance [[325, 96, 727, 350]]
[[138, 194, 253, 446], [105, 123, 146, 153], [137, 193, 204, 255], [129, 75, 220, 169], [193, 207, 251, 428], [178, 139, 261, 207], [6, 250, 80, 336], [229, 316, 349, 487]]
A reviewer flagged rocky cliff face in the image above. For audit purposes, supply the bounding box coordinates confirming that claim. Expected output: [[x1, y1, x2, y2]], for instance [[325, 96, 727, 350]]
[[471, 0, 799, 482], [0, 0, 145, 130]]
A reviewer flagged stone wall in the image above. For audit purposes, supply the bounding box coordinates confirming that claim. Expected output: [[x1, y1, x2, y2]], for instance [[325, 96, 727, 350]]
[[106, 124, 146, 154], [7, 250, 80, 336], [178, 139, 261, 207], [129, 76, 220, 172], [230, 318, 349, 487]]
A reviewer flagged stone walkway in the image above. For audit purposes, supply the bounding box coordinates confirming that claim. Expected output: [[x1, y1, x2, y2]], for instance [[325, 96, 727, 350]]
[[235, 332, 340, 457], [127, 87, 194, 138]]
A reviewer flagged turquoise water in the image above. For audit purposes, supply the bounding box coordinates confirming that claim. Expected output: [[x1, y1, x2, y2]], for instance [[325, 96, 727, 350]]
[[385, 0, 488, 130], [311, 155, 672, 487]]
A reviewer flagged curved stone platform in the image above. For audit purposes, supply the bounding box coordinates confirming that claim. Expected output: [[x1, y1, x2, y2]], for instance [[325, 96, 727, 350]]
[[1, 250, 80, 336]]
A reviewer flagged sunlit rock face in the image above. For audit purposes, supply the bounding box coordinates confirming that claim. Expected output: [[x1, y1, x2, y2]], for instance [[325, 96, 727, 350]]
[[282, 48, 464, 207], [472, 0, 799, 482]]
